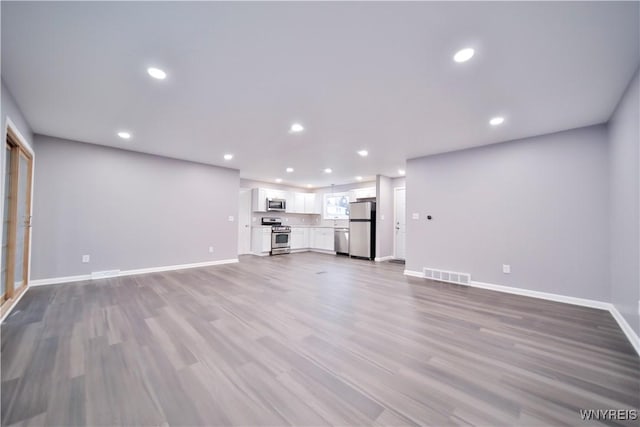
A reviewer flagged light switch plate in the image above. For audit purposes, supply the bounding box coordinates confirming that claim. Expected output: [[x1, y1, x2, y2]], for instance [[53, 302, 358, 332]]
[[82, 255, 90, 263], [502, 264, 511, 274], [381, 214, 385, 220], [228, 216, 234, 222], [412, 213, 419, 220]]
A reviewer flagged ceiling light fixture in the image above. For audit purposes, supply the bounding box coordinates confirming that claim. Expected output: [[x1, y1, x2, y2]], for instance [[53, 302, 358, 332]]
[[117, 131, 131, 139], [324, 168, 332, 174], [275, 178, 283, 183], [453, 48, 475, 63], [223, 154, 233, 160], [398, 169, 406, 176], [147, 67, 167, 80], [355, 176, 363, 181], [286, 167, 294, 173], [357, 150, 368, 157], [289, 123, 304, 133], [307, 184, 313, 188], [489, 116, 505, 126]]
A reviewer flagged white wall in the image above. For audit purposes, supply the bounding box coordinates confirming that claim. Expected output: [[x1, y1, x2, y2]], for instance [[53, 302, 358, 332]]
[[608, 68, 639, 335], [31, 135, 240, 280], [406, 125, 610, 301]]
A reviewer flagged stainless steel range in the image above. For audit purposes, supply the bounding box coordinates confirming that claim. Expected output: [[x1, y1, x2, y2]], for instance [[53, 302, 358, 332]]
[[262, 218, 291, 255]]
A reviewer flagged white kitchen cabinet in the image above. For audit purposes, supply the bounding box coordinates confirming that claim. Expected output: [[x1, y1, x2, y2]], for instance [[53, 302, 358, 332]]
[[304, 193, 319, 214], [310, 227, 334, 251], [290, 227, 310, 249], [350, 187, 376, 202], [252, 187, 323, 215], [251, 188, 267, 212], [251, 226, 272, 254], [290, 193, 306, 214]]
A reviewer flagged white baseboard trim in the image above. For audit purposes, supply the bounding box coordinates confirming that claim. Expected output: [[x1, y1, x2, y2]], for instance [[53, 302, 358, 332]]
[[468, 279, 611, 310], [309, 249, 336, 255], [30, 274, 91, 286], [609, 305, 640, 356], [374, 256, 394, 262], [403, 270, 639, 356], [29, 258, 239, 287], [251, 252, 270, 257], [403, 269, 424, 278], [119, 258, 239, 277]]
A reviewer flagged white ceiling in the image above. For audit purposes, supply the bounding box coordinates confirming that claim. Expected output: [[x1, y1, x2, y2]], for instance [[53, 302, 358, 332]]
[[2, 1, 638, 188]]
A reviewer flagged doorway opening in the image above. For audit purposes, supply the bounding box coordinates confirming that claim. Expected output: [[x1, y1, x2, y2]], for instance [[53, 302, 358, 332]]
[[393, 187, 406, 261]]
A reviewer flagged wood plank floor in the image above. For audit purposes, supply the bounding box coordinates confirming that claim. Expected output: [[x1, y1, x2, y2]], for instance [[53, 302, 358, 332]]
[[1, 252, 638, 426]]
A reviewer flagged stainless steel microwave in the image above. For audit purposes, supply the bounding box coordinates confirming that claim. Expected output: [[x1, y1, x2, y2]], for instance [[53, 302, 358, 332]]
[[266, 198, 286, 212]]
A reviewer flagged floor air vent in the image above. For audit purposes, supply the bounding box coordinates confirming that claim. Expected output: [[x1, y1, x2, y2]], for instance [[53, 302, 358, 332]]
[[423, 268, 470, 286]]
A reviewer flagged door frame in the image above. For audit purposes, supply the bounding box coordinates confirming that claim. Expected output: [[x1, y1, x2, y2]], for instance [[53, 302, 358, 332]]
[[393, 186, 406, 260], [237, 188, 252, 255], [1, 118, 35, 320]]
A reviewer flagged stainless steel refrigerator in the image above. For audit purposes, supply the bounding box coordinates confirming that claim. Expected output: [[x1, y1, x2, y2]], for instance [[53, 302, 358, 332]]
[[349, 201, 376, 260]]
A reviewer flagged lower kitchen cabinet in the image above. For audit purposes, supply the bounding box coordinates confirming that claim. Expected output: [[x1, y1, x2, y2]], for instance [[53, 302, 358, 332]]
[[290, 227, 309, 250], [251, 227, 272, 254], [309, 228, 334, 251]]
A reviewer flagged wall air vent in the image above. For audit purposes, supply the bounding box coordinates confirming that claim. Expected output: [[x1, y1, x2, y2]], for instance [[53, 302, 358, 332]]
[[423, 267, 470, 286]]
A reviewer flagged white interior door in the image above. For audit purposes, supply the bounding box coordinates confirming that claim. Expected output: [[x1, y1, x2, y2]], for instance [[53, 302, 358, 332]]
[[394, 187, 406, 260], [238, 189, 252, 255]]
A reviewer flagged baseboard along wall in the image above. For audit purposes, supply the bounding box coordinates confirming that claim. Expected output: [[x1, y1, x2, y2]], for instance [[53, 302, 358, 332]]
[[403, 269, 640, 356]]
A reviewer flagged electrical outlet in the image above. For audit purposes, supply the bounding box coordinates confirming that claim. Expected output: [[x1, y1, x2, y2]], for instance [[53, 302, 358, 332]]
[[208, 246, 214, 253], [228, 216, 234, 222], [502, 264, 511, 274], [82, 255, 90, 263], [412, 213, 419, 220]]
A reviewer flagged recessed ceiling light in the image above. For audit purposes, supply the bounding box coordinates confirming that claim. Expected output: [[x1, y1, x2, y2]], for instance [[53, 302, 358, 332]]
[[306, 184, 313, 188], [275, 178, 283, 183], [290, 123, 304, 133], [286, 167, 294, 173], [324, 168, 332, 174], [223, 154, 233, 160], [355, 176, 363, 181], [398, 169, 406, 176], [453, 48, 475, 63], [357, 150, 368, 157], [117, 131, 131, 139], [489, 116, 505, 126], [147, 67, 167, 80]]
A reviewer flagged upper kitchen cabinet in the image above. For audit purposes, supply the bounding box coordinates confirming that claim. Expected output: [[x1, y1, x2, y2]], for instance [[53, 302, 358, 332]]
[[252, 188, 287, 212], [291, 192, 306, 213], [350, 187, 376, 201], [251, 188, 319, 214], [252, 188, 267, 212], [304, 193, 320, 214]]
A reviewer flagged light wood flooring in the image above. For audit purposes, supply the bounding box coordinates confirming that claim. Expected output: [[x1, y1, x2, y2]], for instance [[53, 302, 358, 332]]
[[1, 252, 638, 426]]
